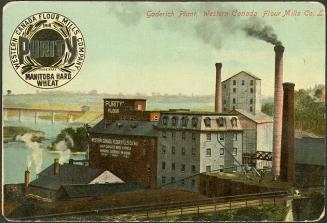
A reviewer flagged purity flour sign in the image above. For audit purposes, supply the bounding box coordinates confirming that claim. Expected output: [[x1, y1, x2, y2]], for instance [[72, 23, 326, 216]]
[[9, 12, 85, 89]]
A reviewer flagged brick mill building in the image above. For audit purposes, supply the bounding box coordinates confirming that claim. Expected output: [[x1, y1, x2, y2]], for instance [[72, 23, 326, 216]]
[[88, 99, 160, 188], [156, 111, 243, 192]]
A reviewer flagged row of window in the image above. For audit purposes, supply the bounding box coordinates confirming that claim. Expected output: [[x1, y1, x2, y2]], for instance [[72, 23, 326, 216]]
[[231, 87, 254, 93], [161, 176, 196, 186], [225, 98, 253, 104], [161, 146, 196, 155], [224, 106, 253, 112], [162, 116, 237, 128], [162, 162, 197, 172], [224, 79, 254, 86], [205, 147, 237, 156], [161, 146, 237, 157]]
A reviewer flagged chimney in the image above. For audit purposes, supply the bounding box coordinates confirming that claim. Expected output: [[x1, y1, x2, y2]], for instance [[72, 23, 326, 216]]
[[215, 63, 223, 113], [24, 168, 30, 191], [54, 158, 60, 176], [280, 82, 295, 183], [272, 45, 285, 180]]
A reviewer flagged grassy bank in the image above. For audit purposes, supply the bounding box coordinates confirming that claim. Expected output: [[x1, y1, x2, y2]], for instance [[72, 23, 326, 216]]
[[3, 126, 45, 143]]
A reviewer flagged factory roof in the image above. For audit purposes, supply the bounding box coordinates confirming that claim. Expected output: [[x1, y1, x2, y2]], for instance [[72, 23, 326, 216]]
[[232, 109, 273, 123], [89, 119, 158, 137], [30, 163, 108, 190], [57, 182, 144, 199], [160, 111, 235, 116], [222, 71, 261, 83]]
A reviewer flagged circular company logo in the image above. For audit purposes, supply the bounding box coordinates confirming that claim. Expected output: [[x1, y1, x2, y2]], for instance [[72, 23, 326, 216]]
[[9, 12, 85, 89]]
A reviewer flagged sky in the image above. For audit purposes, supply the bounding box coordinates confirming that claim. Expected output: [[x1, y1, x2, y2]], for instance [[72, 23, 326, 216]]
[[2, 1, 325, 97]]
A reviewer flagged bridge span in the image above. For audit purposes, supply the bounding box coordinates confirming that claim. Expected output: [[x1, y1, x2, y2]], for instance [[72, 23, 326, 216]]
[[3, 107, 86, 124]]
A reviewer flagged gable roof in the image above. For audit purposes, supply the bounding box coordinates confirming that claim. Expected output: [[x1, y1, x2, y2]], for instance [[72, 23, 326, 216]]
[[222, 71, 261, 83], [232, 109, 273, 124], [57, 182, 144, 199], [89, 119, 157, 137], [30, 164, 105, 190]]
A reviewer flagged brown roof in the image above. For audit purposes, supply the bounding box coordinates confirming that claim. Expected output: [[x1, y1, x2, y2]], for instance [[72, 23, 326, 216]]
[[222, 71, 261, 83]]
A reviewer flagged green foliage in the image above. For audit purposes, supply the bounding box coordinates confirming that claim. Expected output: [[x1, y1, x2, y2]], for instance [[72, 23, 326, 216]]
[[294, 89, 325, 136], [159, 205, 288, 221], [261, 102, 274, 116], [50, 126, 88, 152]]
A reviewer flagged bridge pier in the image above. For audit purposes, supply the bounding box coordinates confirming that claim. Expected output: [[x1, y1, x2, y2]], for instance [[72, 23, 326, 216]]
[[3, 111, 8, 121], [67, 113, 74, 123], [34, 112, 38, 124], [51, 112, 55, 124], [18, 111, 22, 122]]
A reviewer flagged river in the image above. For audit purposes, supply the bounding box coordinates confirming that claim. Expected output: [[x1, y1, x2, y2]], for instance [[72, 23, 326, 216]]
[[3, 116, 87, 184]]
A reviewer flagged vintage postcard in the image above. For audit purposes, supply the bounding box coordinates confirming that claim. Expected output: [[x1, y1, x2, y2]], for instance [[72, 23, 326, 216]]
[[1, 1, 325, 222]]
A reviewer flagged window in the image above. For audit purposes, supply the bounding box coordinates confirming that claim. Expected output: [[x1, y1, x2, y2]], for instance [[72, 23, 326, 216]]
[[163, 116, 168, 125], [171, 146, 175, 154], [217, 117, 225, 127], [233, 80, 236, 85], [206, 133, 211, 140], [162, 162, 166, 170], [233, 133, 238, 141], [162, 176, 166, 184], [191, 179, 196, 187], [206, 165, 211, 172], [171, 177, 175, 183], [206, 148, 211, 157], [231, 117, 238, 127], [161, 145, 166, 154], [233, 106, 235, 110], [192, 117, 198, 127], [181, 179, 185, 185], [153, 115, 159, 121], [242, 80, 245, 85], [233, 98, 236, 104], [181, 117, 188, 127], [192, 147, 196, 155], [182, 132, 186, 140], [162, 131, 167, 138], [143, 148, 147, 156], [172, 132, 176, 139], [233, 88, 236, 93], [220, 148, 224, 156], [250, 98, 253, 104], [204, 117, 211, 127], [192, 165, 196, 172], [223, 100, 226, 105], [233, 148, 237, 156], [250, 80, 254, 85], [224, 107, 227, 111], [223, 84, 226, 88], [172, 116, 178, 126], [192, 133, 196, 140], [181, 164, 185, 172], [219, 165, 224, 172], [182, 147, 186, 155], [250, 88, 254, 93], [219, 133, 225, 141], [250, 106, 253, 112], [172, 163, 175, 170]]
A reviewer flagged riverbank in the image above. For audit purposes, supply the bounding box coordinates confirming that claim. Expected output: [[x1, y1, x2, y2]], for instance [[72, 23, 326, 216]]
[[3, 126, 45, 143]]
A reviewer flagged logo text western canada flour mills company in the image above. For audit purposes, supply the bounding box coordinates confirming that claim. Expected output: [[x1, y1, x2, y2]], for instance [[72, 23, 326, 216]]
[[9, 12, 85, 88]]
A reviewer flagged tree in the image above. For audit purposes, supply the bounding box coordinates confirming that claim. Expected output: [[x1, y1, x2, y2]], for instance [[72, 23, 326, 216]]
[[261, 103, 273, 116]]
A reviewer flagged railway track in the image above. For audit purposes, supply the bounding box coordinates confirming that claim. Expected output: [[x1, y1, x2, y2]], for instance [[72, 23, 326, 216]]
[[12, 191, 290, 221]]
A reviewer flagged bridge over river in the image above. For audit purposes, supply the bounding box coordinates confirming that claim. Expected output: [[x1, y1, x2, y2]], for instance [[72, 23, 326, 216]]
[[3, 107, 87, 124]]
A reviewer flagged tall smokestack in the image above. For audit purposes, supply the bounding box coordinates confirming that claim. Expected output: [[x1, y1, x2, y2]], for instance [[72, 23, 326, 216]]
[[281, 82, 295, 183], [272, 45, 284, 180], [24, 168, 30, 191], [215, 63, 222, 113], [54, 158, 60, 176]]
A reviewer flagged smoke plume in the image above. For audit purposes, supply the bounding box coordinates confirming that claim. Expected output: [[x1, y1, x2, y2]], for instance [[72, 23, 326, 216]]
[[242, 18, 282, 45], [54, 134, 73, 164], [109, 3, 282, 49], [16, 133, 43, 174]]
